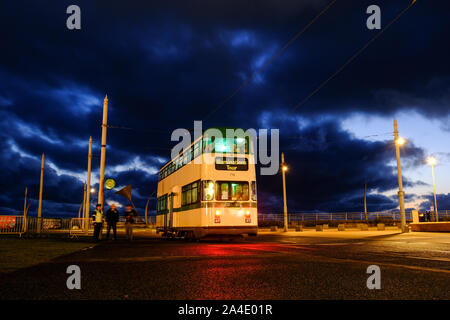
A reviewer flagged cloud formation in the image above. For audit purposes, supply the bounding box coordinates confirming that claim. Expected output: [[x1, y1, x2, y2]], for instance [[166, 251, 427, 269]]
[[0, 0, 448, 216]]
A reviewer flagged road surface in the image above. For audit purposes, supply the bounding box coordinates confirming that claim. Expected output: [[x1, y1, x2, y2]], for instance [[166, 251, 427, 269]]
[[0, 230, 449, 299]]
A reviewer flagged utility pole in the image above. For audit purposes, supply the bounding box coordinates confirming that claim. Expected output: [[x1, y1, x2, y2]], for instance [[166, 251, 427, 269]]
[[98, 96, 108, 208], [84, 136, 93, 231], [431, 163, 438, 221], [427, 157, 439, 221], [144, 191, 156, 226], [364, 180, 368, 222], [281, 152, 288, 232], [37, 153, 45, 234], [393, 119, 407, 233], [24, 187, 27, 217], [23, 187, 28, 233], [80, 181, 87, 219]]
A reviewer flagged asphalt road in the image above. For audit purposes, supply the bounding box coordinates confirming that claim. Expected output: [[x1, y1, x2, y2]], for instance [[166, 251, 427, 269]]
[[1, 230, 449, 299]]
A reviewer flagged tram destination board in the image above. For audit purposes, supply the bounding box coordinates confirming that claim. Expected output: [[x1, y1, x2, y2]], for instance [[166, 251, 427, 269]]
[[215, 157, 248, 171]]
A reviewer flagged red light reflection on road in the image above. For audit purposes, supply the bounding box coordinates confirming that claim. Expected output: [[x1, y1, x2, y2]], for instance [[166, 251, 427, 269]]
[[177, 243, 315, 257]]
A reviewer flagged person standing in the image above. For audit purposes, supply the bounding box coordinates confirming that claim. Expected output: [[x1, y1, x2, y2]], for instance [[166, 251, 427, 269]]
[[106, 204, 119, 240], [124, 205, 137, 241], [92, 204, 104, 241]]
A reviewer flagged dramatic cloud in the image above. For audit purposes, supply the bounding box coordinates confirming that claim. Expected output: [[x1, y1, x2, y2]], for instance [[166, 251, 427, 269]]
[[256, 115, 425, 212], [0, 0, 448, 216], [419, 193, 450, 213]]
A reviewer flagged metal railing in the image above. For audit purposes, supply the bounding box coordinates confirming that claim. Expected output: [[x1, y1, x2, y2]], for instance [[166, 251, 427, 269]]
[[258, 210, 450, 226], [69, 218, 92, 237], [0, 216, 74, 236], [1, 210, 448, 236], [0, 216, 26, 236]]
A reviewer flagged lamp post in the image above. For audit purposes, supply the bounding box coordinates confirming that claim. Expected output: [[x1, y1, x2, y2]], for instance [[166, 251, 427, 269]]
[[37, 153, 45, 234], [98, 95, 108, 208], [281, 152, 288, 232], [84, 136, 93, 229], [90, 188, 96, 213], [426, 156, 438, 221], [393, 119, 407, 233]]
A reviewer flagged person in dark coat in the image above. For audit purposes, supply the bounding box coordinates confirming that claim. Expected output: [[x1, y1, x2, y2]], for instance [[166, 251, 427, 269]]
[[92, 204, 104, 241], [124, 205, 137, 241], [106, 204, 119, 240]]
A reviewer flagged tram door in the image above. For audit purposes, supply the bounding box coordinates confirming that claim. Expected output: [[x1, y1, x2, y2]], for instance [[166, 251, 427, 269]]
[[168, 192, 174, 229], [163, 193, 174, 232]]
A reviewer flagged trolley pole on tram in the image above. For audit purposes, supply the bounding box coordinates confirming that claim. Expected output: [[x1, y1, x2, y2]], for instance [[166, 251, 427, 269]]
[[281, 153, 288, 232], [98, 96, 108, 208]]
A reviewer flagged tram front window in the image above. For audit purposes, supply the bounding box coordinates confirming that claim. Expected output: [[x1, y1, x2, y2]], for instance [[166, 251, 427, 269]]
[[215, 181, 249, 201]]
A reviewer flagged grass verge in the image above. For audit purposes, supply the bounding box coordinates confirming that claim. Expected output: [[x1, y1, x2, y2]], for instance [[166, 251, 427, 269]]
[[0, 237, 95, 273]]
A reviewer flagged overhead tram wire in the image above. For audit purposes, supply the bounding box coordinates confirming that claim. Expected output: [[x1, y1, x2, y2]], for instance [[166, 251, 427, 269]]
[[107, 125, 175, 135], [282, 132, 397, 151], [290, 0, 418, 113], [202, 0, 338, 122], [105, 0, 338, 133], [284, 131, 394, 140]]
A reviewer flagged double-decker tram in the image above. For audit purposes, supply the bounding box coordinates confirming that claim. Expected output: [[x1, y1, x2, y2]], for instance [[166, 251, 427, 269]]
[[156, 128, 258, 239]]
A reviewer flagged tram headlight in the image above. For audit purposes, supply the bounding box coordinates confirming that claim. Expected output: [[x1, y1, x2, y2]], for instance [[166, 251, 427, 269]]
[[214, 210, 221, 223], [245, 210, 251, 223]]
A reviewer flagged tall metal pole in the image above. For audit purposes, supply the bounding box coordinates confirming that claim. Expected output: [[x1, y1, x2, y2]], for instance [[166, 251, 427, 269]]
[[364, 180, 368, 222], [84, 136, 93, 231], [431, 164, 438, 221], [393, 119, 407, 232], [37, 153, 45, 234], [23, 187, 28, 233], [24, 187, 27, 217], [98, 96, 108, 208], [80, 181, 86, 219], [281, 152, 288, 232], [144, 191, 156, 226]]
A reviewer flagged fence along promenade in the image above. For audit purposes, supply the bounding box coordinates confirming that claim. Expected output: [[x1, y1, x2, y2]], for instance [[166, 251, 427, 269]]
[[0, 211, 448, 236]]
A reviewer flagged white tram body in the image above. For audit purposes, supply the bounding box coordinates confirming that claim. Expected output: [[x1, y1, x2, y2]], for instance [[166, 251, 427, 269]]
[[156, 128, 258, 239]]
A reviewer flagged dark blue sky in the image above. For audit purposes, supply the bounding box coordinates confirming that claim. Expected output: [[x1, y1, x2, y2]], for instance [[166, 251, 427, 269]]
[[1, 0, 449, 216]]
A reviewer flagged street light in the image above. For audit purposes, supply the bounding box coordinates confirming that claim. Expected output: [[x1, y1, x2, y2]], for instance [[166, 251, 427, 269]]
[[393, 119, 407, 233], [89, 188, 97, 214], [396, 137, 406, 146], [426, 156, 438, 221], [281, 153, 288, 232]]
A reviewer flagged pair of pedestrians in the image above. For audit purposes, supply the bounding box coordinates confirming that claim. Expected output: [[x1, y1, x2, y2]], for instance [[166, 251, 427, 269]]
[[92, 204, 137, 241]]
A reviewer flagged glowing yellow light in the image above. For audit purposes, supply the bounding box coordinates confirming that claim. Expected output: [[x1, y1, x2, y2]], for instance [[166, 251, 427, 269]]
[[427, 156, 437, 166], [215, 210, 221, 217], [396, 137, 406, 146], [282, 165, 288, 172], [90, 188, 95, 193], [206, 182, 214, 200]]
